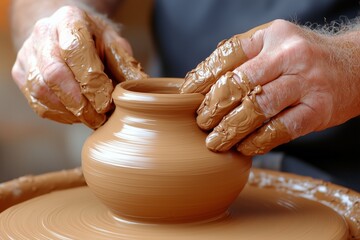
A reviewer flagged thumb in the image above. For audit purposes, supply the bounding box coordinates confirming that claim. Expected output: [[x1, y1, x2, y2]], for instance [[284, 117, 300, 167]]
[[237, 21, 273, 59], [89, 13, 149, 82], [235, 20, 301, 88], [102, 27, 149, 82]]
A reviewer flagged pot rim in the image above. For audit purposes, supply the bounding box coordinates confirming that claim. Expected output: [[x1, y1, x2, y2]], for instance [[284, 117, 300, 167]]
[[113, 78, 204, 109]]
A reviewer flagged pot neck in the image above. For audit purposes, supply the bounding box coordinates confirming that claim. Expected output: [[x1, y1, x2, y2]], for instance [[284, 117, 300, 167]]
[[113, 78, 204, 114]]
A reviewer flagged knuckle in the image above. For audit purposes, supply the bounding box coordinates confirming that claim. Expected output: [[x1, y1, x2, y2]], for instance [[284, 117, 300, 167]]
[[56, 5, 83, 17], [293, 38, 313, 57], [27, 68, 48, 97], [41, 61, 66, 87], [33, 82, 49, 98], [11, 62, 24, 84], [33, 18, 50, 36], [272, 19, 296, 32], [272, 19, 288, 26], [271, 37, 315, 75], [283, 37, 313, 62], [255, 92, 273, 117]]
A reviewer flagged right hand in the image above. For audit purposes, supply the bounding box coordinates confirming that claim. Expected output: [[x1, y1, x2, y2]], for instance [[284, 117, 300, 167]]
[[181, 20, 360, 156], [12, 6, 148, 129]]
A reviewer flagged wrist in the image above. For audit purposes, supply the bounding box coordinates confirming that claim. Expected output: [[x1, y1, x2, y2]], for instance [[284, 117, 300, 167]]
[[329, 30, 360, 119]]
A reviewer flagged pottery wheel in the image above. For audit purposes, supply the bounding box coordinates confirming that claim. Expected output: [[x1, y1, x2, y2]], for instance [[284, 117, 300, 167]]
[[0, 182, 349, 240]]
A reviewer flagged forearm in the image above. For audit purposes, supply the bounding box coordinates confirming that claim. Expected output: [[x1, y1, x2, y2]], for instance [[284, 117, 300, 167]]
[[10, 0, 121, 50]]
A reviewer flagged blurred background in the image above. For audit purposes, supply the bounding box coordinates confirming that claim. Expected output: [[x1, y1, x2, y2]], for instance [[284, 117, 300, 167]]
[[1, 1, 359, 192], [0, 0, 156, 182]]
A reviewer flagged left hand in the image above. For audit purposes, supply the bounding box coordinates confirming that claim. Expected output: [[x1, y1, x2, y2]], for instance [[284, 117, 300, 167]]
[[180, 19, 360, 156], [11, 6, 148, 129]]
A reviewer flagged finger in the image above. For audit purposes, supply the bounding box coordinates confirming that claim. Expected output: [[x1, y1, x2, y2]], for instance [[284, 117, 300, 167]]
[[23, 66, 79, 124], [254, 74, 302, 117], [205, 74, 301, 152], [12, 37, 78, 124], [34, 19, 106, 128], [237, 118, 292, 156], [235, 20, 304, 88], [40, 56, 107, 128], [196, 71, 252, 130], [233, 46, 284, 89], [237, 101, 321, 156], [12, 53, 27, 89], [102, 29, 149, 82], [58, 13, 114, 114], [181, 22, 273, 94], [12, 37, 34, 89], [205, 86, 266, 152]]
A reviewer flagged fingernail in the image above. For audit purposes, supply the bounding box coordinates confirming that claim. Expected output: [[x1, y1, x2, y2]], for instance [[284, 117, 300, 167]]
[[206, 92, 266, 153], [196, 89, 219, 130], [180, 70, 205, 94], [206, 125, 236, 152], [206, 131, 226, 152], [196, 99, 213, 130], [180, 77, 195, 94]]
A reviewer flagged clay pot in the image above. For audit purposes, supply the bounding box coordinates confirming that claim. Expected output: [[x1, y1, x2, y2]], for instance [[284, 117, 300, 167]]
[[82, 78, 252, 223]]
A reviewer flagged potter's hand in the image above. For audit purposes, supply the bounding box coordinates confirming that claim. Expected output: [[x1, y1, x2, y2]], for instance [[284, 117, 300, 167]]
[[181, 19, 360, 156], [12, 6, 148, 129]]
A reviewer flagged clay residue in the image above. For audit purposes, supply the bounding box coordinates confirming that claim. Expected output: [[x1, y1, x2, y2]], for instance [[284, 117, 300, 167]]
[[104, 42, 149, 82], [180, 22, 292, 153], [205, 86, 266, 152], [0, 167, 86, 213], [196, 71, 252, 130], [60, 19, 149, 129], [60, 21, 114, 116], [237, 118, 292, 155], [248, 168, 360, 239], [194, 71, 292, 155], [181, 35, 248, 94], [180, 22, 272, 94], [24, 16, 149, 129], [22, 66, 79, 124]]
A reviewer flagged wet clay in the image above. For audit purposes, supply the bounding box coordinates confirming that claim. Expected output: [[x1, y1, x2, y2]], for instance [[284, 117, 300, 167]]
[[196, 71, 252, 130], [180, 22, 292, 155], [24, 14, 148, 129], [22, 67, 80, 124], [82, 78, 251, 223], [181, 22, 272, 94], [205, 85, 266, 152], [60, 21, 114, 116], [0, 167, 85, 212], [59, 19, 149, 130], [0, 168, 359, 239], [104, 42, 149, 83], [194, 72, 291, 155], [238, 118, 292, 155], [0, 177, 352, 239], [248, 169, 360, 239]]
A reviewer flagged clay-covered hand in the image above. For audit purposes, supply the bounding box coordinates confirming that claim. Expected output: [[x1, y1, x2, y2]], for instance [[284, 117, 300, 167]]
[[181, 19, 360, 156], [12, 6, 148, 129]]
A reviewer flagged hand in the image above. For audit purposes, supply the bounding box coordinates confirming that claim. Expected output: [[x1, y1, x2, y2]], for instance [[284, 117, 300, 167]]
[[12, 6, 148, 129], [181, 19, 360, 156]]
